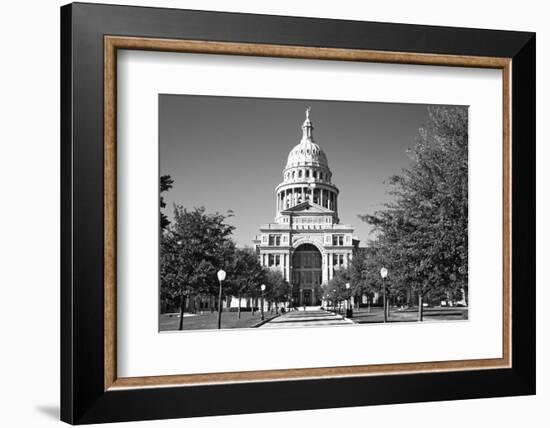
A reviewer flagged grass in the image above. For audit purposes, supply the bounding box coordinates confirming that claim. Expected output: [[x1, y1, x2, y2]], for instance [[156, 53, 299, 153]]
[[347, 306, 468, 324], [160, 306, 468, 331], [160, 309, 280, 331]]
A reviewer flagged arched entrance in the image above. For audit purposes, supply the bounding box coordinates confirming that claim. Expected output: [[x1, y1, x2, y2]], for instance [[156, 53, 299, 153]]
[[292, 244, 322, 306]]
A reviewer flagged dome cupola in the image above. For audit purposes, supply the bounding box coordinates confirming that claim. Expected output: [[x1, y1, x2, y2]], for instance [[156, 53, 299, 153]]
[[285, 107, 329, 169], [275, 107, 339, 220]]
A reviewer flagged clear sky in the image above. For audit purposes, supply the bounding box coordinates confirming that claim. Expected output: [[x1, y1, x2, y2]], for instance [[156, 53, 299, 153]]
[[159, 94, 440, 247]]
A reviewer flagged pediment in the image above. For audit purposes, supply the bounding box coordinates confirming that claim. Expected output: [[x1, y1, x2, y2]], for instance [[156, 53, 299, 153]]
[[281, 201, 334, 215]]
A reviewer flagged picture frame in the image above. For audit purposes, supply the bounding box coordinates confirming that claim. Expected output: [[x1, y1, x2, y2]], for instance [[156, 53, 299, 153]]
[[61, 2, 535, 424]]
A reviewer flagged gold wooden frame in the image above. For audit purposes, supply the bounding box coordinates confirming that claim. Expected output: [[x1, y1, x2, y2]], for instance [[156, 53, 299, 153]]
[[104, 36, 512, 391]]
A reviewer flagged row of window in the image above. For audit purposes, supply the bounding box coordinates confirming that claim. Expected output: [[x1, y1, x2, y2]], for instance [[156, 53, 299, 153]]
[[285, 168, 331, 182], [292, 271, 322, 286], [292, 253, 322, 269], [294, 216, 331, 223], [263, 253, 347, 268], [267, 234, 349, 246]]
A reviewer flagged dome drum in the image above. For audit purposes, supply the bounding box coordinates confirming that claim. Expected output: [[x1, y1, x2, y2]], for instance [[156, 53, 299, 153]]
[[283, 166, 332, 184]]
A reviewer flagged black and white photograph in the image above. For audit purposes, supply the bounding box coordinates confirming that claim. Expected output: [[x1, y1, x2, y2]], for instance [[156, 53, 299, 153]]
[[0, 0, 541, 426], [159, 95, 469, 332]]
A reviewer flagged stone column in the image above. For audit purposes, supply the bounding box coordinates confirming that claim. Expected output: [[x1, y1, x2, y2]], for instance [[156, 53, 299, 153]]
[[322, 253, 328, 284], [285, 189, 289, 209], [285, 251, 291, 282], [328, 252, 333, 280]]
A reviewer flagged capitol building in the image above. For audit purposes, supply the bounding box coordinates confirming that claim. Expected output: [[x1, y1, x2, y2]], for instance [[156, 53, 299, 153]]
[[253, 108, 359, 307]]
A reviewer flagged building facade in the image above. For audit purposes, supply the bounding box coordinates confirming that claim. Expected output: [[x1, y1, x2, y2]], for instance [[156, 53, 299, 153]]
[[254, 108, 358, 306]]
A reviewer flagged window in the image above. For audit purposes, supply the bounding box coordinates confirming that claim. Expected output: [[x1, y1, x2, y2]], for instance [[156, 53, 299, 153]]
[[275, 255, 281, 266], [332, 254, 344, 267], [298, 170, 302, 178], [268, 254, 274, 266], [313, 170, 317, 179], [305, 170, 310, 178], [269, 234, 281, 246], [332, 234, 344, 246]]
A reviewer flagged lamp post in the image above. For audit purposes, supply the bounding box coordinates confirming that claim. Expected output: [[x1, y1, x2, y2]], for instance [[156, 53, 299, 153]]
[[346, 282, 353, 318], [260, 284, 266, 321], [217, 269, 226, 329], [380, 267, 388, 323]]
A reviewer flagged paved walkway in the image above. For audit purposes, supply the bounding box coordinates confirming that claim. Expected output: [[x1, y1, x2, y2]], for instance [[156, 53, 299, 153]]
[[259, 307, 353, 328]]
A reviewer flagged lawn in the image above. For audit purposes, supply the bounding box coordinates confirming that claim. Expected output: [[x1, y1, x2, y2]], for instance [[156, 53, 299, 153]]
[[160, 309, 280, 331], [348, 306, 468, 324]]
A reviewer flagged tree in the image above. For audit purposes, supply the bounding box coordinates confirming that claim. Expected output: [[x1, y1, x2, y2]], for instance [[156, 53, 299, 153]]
[[264, 270, 291, 312], [348, 246, 383, 309], [226, 247, 266, 319], [160, 206, 235, 329], [323, 268, 350, 313], [361, 106, 468, 321], [160, 175, 174, 231]]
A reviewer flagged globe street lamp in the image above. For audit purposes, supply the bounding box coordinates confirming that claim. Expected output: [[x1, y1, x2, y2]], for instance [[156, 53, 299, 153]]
[[380, 267, 388, 323], [260, 284, 266, 321], [217, 269, 226, 329]]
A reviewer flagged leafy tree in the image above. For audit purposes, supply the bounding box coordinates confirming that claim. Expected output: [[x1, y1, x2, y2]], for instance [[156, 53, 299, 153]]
[[348, 247, 383, 308], [160, 175, 174, 231], [361, 106, 468, 321], [226, 247, 266, 318], [160, 206, 235, 329], [264, 270, 292, 312], [323, 268, 351, 313]]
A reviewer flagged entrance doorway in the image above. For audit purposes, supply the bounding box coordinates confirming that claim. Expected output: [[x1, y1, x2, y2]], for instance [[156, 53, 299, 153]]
[[292, 244, 322, 306], [303, 289, 312, 306]]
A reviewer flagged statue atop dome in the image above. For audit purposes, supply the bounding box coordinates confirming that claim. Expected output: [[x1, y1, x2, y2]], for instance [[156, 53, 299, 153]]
[[306, 106, 311, 120]]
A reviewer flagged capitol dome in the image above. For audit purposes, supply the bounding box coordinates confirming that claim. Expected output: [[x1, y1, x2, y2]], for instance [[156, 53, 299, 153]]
[[275, 107, 339, 217], [285, 108, 329, 169]]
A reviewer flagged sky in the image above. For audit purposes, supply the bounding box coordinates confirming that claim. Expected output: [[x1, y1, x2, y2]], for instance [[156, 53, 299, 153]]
[[159, 94, 445, 247]]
